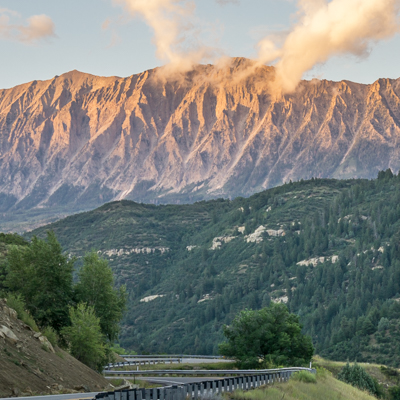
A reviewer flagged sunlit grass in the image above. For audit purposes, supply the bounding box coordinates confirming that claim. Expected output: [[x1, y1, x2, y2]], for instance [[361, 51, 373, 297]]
[[313, 355, 393, 386], [228, 368, 376, 400]]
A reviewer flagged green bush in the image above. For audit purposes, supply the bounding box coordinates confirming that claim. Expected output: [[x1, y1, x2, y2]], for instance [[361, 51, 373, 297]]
[[388, 386, 400, 400], [43, 326, 58, 347], [6, 293, 39, 332], [61, 303, 107, 372], [338, 362, 382, 398], [110, 344, 127, 355], [291, 370, 317, 383]]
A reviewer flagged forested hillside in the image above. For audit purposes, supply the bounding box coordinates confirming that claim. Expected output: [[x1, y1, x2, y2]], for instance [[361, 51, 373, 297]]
[[29, 170, 400, 365]]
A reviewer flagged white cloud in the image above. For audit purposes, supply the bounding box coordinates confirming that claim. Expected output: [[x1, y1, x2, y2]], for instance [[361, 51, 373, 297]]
[[0, 9, 56, 44], [257, 0, 400, 93]]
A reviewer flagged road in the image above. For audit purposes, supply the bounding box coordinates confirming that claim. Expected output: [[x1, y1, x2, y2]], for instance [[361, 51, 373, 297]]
[[0, 393, 100, 400], [125, 377, 223, 386]]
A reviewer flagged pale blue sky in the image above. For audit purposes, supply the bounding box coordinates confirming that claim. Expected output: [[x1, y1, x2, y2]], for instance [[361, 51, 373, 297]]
[[1, 0, 399, 89]]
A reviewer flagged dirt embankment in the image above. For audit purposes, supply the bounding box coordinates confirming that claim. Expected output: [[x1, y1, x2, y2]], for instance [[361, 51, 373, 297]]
[[0, 299, 110, 397]]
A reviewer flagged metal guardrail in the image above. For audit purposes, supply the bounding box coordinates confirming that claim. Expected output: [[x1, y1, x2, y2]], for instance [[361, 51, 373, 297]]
[[105, 360, 181, 370], [120, 355, 225, 359], [97, 368, 316, 400], [103, 367, 313, 376]]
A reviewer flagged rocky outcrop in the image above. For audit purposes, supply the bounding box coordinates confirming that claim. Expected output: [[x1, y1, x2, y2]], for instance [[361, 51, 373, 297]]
[[1, 58, 399, 215], [0, 299, 109, 397]]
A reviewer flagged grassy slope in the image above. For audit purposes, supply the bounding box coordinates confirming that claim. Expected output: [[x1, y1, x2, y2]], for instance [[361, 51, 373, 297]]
[[314, 356, 400, 390], [230, 369, 376, 400]]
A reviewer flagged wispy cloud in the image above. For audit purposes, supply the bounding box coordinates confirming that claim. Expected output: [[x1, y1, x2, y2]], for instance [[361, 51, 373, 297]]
[[112, 0, 218, 72], [0, 9, 56, 44], [257, 0, 400, 93]]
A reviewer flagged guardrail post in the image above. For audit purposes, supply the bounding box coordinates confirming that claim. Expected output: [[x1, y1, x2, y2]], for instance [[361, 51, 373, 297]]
[[212, 381, 216, 393], [172, 387, 178, 400], [121, 390, 129, 400], [159, 388, 165, 400], [218, 380, 222, 394], [181, 385, 186, 400], [200, 383, 205, 396], [136, 391, 142, 400], [193, 384, 198, 399]]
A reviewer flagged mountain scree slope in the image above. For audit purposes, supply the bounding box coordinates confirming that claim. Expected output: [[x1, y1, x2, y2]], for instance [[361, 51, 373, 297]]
[[1, 58, 400, 231]]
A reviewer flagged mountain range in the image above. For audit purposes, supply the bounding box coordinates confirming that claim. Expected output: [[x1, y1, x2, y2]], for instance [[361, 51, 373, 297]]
[[1, 58, 400, 231]]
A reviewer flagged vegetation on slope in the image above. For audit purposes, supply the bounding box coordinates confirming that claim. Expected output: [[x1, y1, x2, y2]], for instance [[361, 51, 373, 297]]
[[0, 232, 126, 371], [27, 170, 400, 366], [229, 368, 377, 400]]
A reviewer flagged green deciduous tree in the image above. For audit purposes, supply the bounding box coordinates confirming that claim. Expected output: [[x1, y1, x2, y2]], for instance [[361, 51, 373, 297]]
[[61, 303, 106, 372], [6, 231, 74, 332], [219, 303, 314, 368], [75, 251, 126, 342]]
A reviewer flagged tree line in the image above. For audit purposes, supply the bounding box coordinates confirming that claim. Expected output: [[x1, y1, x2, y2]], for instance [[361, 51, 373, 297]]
[[0, 231, 126, 371]]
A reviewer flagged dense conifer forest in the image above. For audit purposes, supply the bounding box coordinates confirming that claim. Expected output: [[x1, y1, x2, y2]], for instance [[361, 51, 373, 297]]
[[19, 169, 400, 366]]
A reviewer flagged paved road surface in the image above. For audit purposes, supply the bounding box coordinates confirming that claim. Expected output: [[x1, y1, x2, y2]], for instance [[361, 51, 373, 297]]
[[0, 392, 99, 400], [133, 377, 223, 386]]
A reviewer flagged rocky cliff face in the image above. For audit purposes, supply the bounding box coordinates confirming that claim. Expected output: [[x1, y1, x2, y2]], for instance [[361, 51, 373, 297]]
[[0, 299, 109, 397], [1, 58, 400, 214]]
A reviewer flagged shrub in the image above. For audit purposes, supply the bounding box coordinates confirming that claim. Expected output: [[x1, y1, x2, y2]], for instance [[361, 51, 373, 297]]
[[61, 303, 106, 372], [43, 326, 58, 347], [291, 370, 317, 383], [338, 362, 382, 398], [6, 293, 39, 332], [388, 386, 400, 400]]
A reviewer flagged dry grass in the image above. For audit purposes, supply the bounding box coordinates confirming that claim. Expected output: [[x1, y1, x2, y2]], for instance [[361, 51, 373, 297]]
[[313, 355, 396, 387], [228, 368, 376, 400]]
